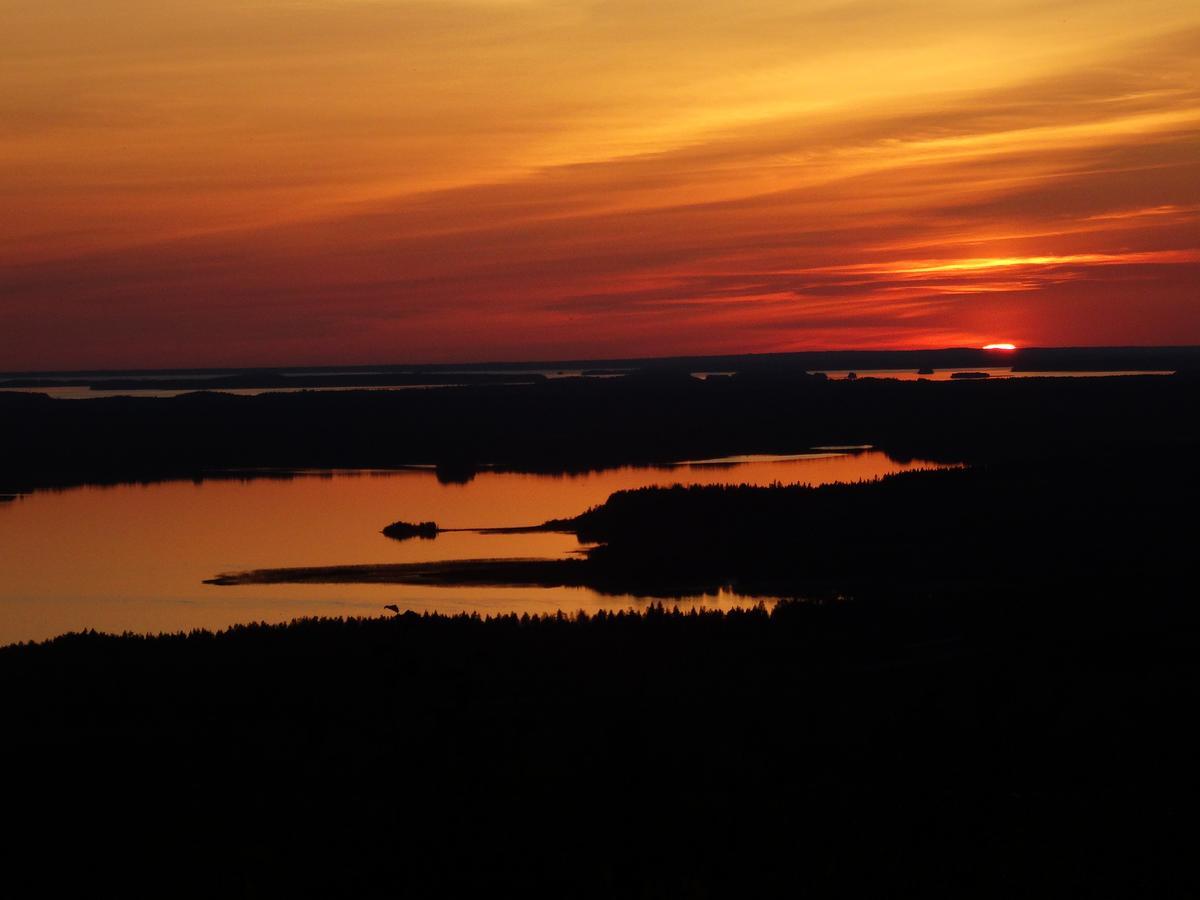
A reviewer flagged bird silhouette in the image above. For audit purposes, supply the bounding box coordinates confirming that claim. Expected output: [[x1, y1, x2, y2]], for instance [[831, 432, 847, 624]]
[[384, 604, 400, 614]]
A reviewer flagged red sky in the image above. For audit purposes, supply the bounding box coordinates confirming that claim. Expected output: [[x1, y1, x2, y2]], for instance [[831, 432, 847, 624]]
[[2, 0, 1197, 370]]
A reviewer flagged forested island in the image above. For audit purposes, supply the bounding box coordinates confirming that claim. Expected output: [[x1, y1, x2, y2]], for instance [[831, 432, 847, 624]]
[[380, 519, 440, 541]]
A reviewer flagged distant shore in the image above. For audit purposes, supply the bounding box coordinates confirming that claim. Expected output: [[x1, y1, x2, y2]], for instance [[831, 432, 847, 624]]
[[2, 360, 1196, 495]]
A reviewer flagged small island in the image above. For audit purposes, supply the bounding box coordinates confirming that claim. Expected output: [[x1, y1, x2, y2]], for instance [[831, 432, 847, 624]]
[[950, 371, 991, 379], [381, 520, 440, 541]]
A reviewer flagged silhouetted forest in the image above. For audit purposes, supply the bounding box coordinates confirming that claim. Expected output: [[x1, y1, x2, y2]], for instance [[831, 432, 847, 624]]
[[2, 364, 1197, 493], [5, 593, 1200, 897], [564, 451, 1198, 595]]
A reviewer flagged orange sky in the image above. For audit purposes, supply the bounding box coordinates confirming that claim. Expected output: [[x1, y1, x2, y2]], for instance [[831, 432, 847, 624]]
[[1, 0, 1197, 369]]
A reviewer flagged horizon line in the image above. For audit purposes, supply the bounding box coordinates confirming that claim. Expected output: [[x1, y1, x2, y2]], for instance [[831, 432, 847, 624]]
[[2, 344, 1198, 379]]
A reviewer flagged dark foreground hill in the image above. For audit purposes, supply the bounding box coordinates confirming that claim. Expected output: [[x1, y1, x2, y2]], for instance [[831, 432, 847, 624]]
[[4, 596, 1199, 898]]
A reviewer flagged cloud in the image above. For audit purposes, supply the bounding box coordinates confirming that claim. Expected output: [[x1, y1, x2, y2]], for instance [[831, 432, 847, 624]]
[[1, 2, 1197, 367]]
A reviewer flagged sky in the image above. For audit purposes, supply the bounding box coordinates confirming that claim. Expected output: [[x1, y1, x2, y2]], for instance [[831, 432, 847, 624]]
[[1, 0, 1197, 370]]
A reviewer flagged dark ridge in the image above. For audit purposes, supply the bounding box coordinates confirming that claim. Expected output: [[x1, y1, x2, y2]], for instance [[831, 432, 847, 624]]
[[96, 371, 548, 391], [2, 368, 1196, 493], [1010, 345, 1196, 371], [949, 370, 990, 379], [5, 344, 1195, 381], [0, 372, 547, 390]]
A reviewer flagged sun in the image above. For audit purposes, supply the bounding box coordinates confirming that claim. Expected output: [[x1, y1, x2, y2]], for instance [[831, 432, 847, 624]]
[[982, 343, 1017, 351]]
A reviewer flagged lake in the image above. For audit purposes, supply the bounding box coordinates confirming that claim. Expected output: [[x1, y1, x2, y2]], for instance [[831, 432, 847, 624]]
[[808, 368, 1174, 381], [0, 449, 953, 644]]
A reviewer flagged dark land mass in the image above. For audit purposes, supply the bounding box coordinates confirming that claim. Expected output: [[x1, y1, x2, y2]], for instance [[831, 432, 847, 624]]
[[379, 519, 440, 541], [5, 350, 1200, 895], [2, 344, 1195, 384], [1009, 344, 1199, 371], [5, 587, 1200, 896], [2, 361, 1198, 494], [0, 371, 548, 390], [88, 371, 550, 390]]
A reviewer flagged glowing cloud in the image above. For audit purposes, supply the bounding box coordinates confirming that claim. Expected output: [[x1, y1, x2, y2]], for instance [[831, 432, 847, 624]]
[[1, 0, 1198, 368]]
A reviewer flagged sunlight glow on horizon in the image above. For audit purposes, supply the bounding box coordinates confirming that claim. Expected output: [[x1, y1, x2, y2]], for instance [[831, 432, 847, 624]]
[[1, 0, 1197, 369]]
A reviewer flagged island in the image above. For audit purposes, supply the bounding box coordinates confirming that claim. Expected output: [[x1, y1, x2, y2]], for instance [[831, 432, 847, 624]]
[[381, 520, 440, 541]]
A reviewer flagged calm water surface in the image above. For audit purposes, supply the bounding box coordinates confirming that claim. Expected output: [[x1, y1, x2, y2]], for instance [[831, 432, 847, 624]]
[[812, 368, 1173, 381], [0, 450, 952, 644]]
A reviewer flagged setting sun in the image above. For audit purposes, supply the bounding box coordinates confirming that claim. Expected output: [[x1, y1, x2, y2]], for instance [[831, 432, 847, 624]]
[[2, 0, 1197, 369], [983, 343, 1018, 351]]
